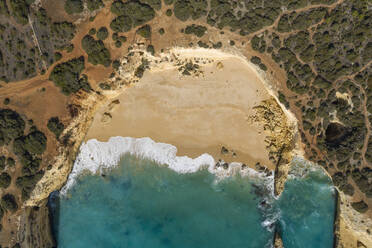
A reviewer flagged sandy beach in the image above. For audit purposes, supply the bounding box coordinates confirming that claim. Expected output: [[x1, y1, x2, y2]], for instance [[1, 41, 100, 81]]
[[85, 50, 292, 170]]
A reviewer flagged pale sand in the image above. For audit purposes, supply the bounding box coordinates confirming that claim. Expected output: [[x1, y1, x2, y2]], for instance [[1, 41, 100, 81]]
[[86, 53, 277, 169]]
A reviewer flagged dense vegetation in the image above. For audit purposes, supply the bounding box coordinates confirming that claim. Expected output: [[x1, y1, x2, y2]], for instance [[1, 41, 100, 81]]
[[81, 35, 111, 67], [110, 0, 155, 33], [49, 57, 91, 95], [184, 24, 207, 37], [0, 108, 48, 215]]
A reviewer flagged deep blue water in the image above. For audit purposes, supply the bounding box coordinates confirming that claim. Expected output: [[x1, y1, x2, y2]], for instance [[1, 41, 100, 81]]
[[51, 156, 336, 248]]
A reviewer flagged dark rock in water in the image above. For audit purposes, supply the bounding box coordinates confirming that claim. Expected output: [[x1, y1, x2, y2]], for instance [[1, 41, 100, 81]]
[[222, 163, 229, 169], [101, 174, 106, 177], [221, 146, 229, 155], [241, 164, 247, 169]]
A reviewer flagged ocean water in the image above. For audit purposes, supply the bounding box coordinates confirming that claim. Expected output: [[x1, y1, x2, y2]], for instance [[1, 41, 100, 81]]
[[52, 155, 273, 248], [277, 162, 336, 248], [51, 139, 336, 248]]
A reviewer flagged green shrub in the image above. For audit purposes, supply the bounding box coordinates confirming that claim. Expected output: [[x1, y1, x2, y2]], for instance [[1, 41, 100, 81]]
[[251, 56, 261, 65], [173, 0, 207, 21], [110, 15, 133, 33], [1, 193, 18, 212], [64, 0, 84, 15], [158, 28, 165, 35], [97, 26, 109, 40], [140, 0, 161, 10], [23, 131, 47, 155], [0, 172, 11, 188], [119, 36, 127, 42], [137, 25, 151, 38], [166, 9, 172, 16], [87, 0, 104, 11], [0, 0, 9, 16], [110, 0, 155, 32], [115, 40, 122, 48], [164, 0, 173, 5], [147, 45, 155, 55], [112, 60, 120, 70], [9, 0, 30, 25], [3, 98, 10, 105], [49, 56, 91, 95], [81, 35, 111, 67], [51, 22, 76, 41], [53, 53, 62, 64], [89, 28, 96, 35], [0, 156, 5, 169], [15, 170, 44, 200], [184, 24, 207, 37], [47, 117, 64, 139], [0, 109, 25, 144], [7, 157, 15, 167]]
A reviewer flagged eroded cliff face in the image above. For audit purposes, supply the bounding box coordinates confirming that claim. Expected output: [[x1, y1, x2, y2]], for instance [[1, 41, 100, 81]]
[[251, 98, 299, 196], [18, 201, 55, 248], [334, 190, 372, 248]]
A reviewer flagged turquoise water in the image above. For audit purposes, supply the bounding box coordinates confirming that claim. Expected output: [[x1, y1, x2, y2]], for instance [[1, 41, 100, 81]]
[[51, 156, 336, 248], [277, 169, 336, 248]]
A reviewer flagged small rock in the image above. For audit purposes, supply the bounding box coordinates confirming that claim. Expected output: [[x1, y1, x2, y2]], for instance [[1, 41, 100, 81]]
[[221, 146, 229, 155], [222, 163, 229, 169]]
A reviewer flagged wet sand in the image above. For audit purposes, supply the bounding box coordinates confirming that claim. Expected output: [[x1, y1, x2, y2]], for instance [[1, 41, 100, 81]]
[[86, 52, 277, 169]]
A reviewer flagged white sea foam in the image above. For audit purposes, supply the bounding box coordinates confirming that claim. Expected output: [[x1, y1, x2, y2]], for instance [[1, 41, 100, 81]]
[[61, 136, 272, 194]]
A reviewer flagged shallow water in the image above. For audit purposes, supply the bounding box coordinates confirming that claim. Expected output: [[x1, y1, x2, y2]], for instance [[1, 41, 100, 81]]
[[52, 155, 335, 248]]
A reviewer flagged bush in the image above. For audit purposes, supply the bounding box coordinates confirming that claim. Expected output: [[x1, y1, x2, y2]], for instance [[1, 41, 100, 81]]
[[51, 22, 76, 41], [0, 156, 5, 169], [147, 45, 155, 55], [0, 109, 25, 144], [110, 0, 155, 31], [115, 40, 122, 48], [22, 131, 47, 155], [136, 25, 151, 38], [110, 15, 132, 33], [16, 170, 44, 200], [1, 193, 18, 212], [140, 0, 161, 10], [7, 157, 15, 167], [3, 98, 10, 105], [97, 26, 108, 40], [81, 35, 112, 67], [47, 117, 64, 139], [0, 172, 11, 188], [49, 56, 91, 95], [251, 56, 261, 65], [158, 28, 165, 35], [9, 0, 30, 25], [87, 0, 104, 11], [54, 52, 62, 62], [64, 0, 84, 15], [184, 24, 207, 37], [173, 0, 208, 21], [166, 9, 172, 16], [89, 28, 96, 35]]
